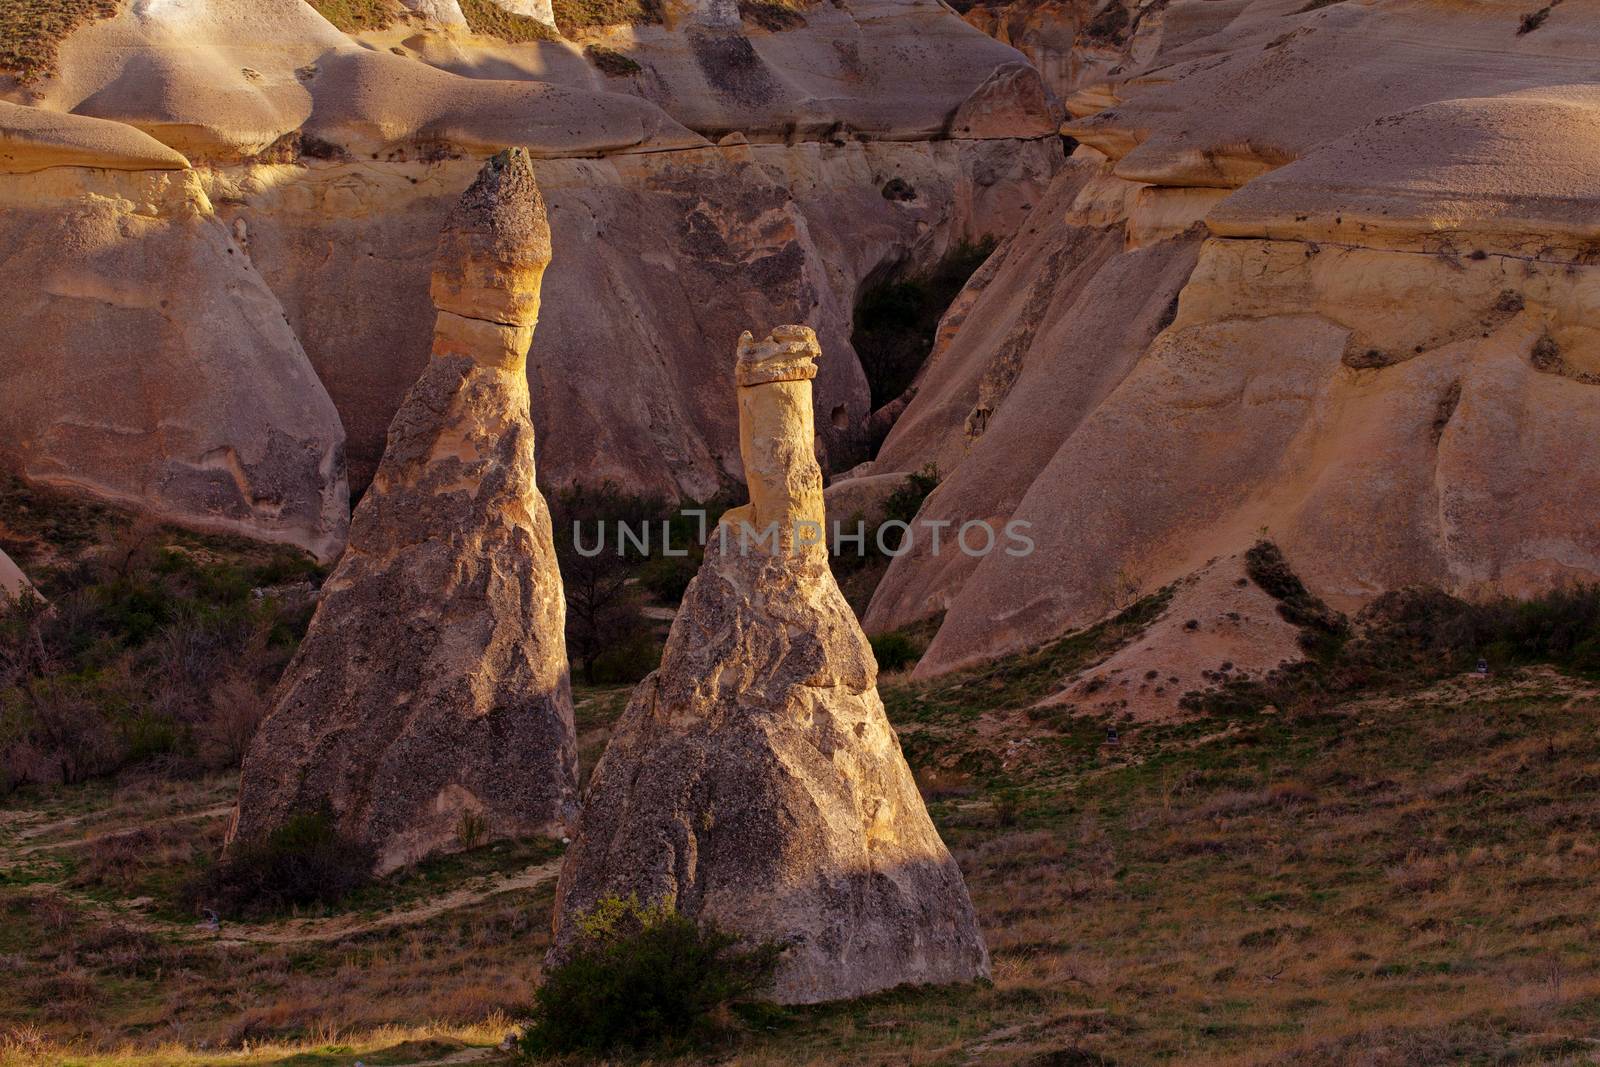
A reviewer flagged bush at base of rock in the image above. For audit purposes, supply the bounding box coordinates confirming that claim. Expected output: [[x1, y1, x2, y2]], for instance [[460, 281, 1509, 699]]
[[185, 810, 375, 919], [521, 896, 782, 1058]]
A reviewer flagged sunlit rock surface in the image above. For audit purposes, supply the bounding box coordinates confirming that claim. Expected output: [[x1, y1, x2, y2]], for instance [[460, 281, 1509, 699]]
[[551, 326, 988, 1003], [229, 150, 576, 873]]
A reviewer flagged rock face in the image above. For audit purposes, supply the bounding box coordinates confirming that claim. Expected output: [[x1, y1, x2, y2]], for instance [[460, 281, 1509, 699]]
[[845, 4, 1600, 684], [0, 167, 349, 563], [229, 150, 576, 874], [551, 326, 988, 1004], [0, 0, 1061, 507]]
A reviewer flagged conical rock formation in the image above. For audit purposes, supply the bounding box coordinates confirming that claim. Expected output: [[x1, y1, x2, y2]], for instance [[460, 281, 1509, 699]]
[[229, 149, 576, 874], [551, 326, 988, 1004]]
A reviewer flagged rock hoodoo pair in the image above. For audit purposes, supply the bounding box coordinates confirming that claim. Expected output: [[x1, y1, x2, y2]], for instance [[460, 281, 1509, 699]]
[[228, 150, 988, 1002]]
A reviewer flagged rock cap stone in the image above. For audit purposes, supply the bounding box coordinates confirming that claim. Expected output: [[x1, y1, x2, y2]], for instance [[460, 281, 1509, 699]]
[[430, 147, 552, 328], [736, 324, 820, 386]]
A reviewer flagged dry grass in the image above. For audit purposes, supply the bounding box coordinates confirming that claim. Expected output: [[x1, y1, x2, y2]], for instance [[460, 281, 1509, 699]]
[[0, 0, 118, 84], [307, 0, 402, 33], [550, 0, 659, 35], [6, 591, 1600, 1067], [459, 0, 558, 42]]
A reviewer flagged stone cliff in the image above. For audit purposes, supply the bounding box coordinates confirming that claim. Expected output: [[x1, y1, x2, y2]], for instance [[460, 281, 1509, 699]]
[[228, 149, 577, 873]]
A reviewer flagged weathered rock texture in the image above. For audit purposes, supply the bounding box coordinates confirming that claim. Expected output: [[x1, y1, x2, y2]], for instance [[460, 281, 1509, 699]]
[[0, 167, 349, 562], [551, 326, 988, 1003], [842, 4, 1600, 690], [0, 0, 1062, 512], [229, 150, 576, 874]]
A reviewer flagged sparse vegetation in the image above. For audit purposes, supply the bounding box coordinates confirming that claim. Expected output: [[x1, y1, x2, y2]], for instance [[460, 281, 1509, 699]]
[[1189, 542, 1600, 716], [583, 43, 640, 76], [459, 0, 559, 42], [550, 0, 660, 35], [521, 896, 782, 1057], [0, 483, 322, 795], [853, 239, 997, 412], [830, 464, 940, 613], [1244, 539, 1348, 656], [550, 484, 736, 683], [308, 0, 401, 33], [1517, 0, 1564, 35], [870, 631, 919, 672], [0, 0, 119, 83]]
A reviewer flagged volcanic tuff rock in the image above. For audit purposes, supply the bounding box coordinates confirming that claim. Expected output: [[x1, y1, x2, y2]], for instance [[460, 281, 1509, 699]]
[[551, 326, 988, 1003], [0, 0, 1061, 518], [229, 150, 576, 874], [845, 2, 1600, 682], [0, 166, 349, 562]]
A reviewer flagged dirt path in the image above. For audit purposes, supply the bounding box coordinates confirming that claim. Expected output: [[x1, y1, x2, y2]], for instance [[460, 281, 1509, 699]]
[[9, 803, 236, 856], [76, 857, 567, 946]]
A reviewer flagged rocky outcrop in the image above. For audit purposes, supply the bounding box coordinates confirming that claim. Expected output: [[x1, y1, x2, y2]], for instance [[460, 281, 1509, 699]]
[[229, 150, 576, 874], [551, 326, 988, 1003], [0, 102, 190, 173], [840, 4, 1600, 682], [862, 151, 1203, 637], [0, 167, 349, 562]]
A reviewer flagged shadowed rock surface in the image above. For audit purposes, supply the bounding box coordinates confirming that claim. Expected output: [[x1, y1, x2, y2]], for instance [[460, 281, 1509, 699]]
[[551, 326, 988, 1003], [229, 149, 576, 873]]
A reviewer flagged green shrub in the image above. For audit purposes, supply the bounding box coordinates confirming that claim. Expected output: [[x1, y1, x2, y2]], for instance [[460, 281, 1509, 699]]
[[871, 632, 919, 672], [185, 810, 374, 919], [522, 896, 782, 1057], [0, 518, 319, 792], [1244, 540, 1348, 657], [584, 43, 641, 75], [1186, 569, 1600, 716]]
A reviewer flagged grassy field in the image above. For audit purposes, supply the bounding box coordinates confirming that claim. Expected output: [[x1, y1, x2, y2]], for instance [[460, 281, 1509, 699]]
[[5, 659, 1600, 1065]]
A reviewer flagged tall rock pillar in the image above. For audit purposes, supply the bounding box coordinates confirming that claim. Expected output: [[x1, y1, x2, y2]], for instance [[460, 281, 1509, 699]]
[[550, 325, 989, 1004], [228, 149, 577, 874]]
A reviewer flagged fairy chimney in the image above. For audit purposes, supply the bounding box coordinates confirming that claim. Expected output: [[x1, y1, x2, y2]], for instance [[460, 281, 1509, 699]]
[[228, 149, 577, 873]]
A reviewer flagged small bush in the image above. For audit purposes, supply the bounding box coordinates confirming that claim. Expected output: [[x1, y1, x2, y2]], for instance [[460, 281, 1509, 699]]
[[1245, 540, 1348, 657], [456, 809, 489, 850], [871, 632, 920, 672], [185, 810, 374, 919], [522, 896, 782, 1057]]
